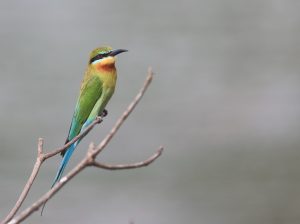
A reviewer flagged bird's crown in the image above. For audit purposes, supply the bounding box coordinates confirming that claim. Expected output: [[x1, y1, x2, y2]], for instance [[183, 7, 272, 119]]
[[90, 46, 113, 59], [89, 46, 128, 64]]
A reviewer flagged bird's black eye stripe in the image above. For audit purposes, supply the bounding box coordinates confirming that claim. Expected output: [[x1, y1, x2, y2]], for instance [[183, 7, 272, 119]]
[[89, 52, 110, 64]]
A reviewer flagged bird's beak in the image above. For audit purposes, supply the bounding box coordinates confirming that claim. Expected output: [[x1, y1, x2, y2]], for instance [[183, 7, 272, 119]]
[[109, 49, 128, 56]]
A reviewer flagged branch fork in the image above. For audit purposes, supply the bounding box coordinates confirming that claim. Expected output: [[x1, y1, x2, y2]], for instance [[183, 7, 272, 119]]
[[2, 68, 163, 224]]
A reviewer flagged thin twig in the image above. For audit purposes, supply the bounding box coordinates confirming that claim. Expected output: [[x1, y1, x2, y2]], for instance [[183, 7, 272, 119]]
[[8, 159, 89, 224], [2, 139, 44, 224], [5, 68, 162, 224], [92, 146, 163, 170]]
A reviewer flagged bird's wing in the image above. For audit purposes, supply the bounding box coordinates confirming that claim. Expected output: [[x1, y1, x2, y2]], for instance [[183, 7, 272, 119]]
[[66, 75, 103, 144]]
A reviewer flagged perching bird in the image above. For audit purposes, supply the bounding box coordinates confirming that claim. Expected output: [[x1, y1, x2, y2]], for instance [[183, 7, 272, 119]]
[[51, 46, 127, 188]]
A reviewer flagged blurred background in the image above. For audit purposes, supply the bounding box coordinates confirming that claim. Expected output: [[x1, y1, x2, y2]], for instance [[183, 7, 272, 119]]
[[0, 0, 300, 223]]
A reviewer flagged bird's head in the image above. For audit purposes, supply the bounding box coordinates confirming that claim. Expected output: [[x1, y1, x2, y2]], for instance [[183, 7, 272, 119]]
[[89, 46, 127, 70]]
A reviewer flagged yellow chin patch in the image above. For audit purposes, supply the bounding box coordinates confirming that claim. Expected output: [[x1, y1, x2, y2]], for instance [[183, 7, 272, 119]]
[[101, 56, 115, 65], [93, 56, 116, 71]]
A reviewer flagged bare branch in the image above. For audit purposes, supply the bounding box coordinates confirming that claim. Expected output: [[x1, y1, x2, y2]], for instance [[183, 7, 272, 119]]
[[92, 146, 163, 170], [2, 139, 44, 224], [2, 118, 103, 224], [8, 159, 89, 224], [37, 138, 43, 156], [2, 68, 163, 224]]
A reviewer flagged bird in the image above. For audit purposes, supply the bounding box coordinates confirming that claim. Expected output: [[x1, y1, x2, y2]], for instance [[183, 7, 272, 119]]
[[51, 46, 127, 188]]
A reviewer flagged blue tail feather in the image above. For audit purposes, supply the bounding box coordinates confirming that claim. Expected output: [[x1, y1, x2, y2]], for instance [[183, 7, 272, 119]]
[[50, 118, 94, 188], [51, 141, 78, 188], [41, 141, 79, 215]]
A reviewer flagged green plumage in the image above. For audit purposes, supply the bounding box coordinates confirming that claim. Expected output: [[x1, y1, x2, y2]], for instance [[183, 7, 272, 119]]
[[62, 46, 116, 155], [41, 46, 127, 214], [66, 76, 103, 143], [53, 46, 127, 180]]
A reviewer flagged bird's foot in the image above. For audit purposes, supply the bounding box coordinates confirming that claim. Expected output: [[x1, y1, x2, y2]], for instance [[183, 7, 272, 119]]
[[100, 109, 108, 117]]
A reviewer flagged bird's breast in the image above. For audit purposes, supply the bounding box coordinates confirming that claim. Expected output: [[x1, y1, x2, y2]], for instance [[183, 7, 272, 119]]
[[90, 57, 117, 88], [92, 65, 116, 88]]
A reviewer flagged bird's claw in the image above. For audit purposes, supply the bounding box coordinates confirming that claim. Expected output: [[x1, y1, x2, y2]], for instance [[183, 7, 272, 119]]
[[100, 109, 108, 117]]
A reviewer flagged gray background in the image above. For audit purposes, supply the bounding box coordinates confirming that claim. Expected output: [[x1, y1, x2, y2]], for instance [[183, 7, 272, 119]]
[[0, 0, 300, 223]]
